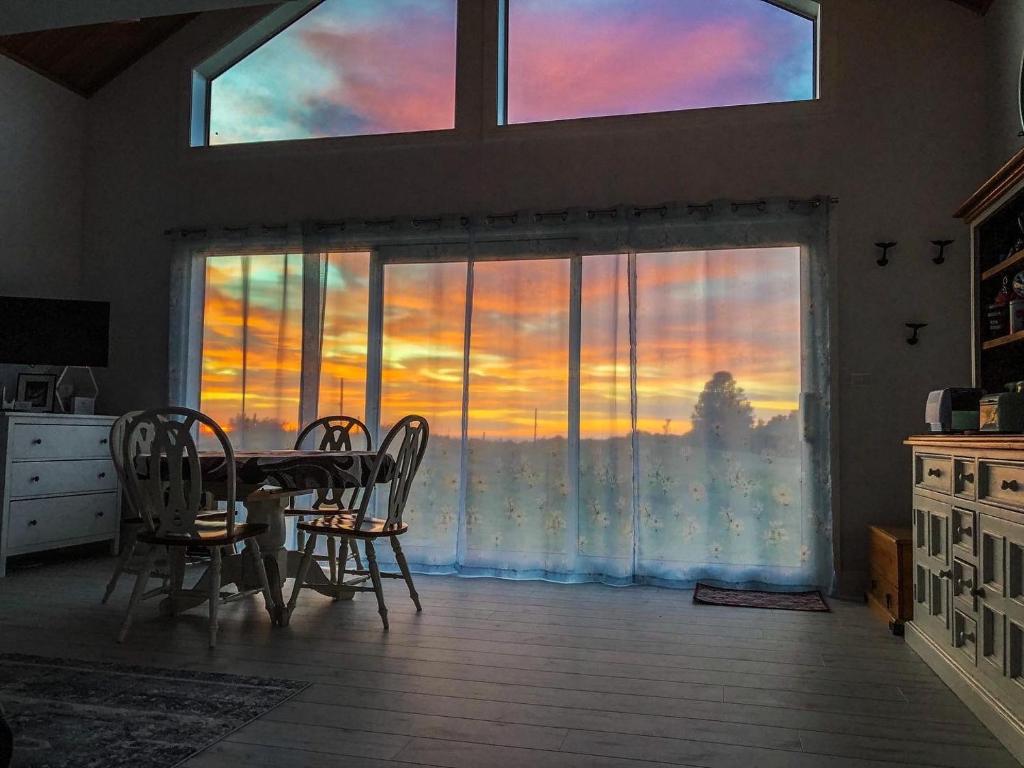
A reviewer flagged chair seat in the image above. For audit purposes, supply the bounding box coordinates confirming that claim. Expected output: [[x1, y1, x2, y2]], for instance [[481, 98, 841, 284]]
[[297, 514, 407, 538], [138, 522, 268, 546]]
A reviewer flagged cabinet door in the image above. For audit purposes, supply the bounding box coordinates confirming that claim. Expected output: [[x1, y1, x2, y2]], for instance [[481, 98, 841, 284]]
[[977, 512, 1024, 710], [913, 495, 952, 646]]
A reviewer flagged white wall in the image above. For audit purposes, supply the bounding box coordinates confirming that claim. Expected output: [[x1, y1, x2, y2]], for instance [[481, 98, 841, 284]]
[[77, 0, 991, 590], [0, 56, 86, 398]]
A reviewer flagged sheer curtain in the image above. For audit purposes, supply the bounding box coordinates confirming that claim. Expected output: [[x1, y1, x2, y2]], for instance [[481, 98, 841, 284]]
[[178, 202, 833, 589]]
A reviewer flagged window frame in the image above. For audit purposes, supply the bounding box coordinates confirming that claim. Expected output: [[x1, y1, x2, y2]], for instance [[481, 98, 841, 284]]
[[495, 0, 820, 128]]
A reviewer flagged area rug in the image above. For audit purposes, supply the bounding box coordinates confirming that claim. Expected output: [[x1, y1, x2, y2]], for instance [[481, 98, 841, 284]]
[[0, 653, 309, 768], [693, 582, 830, 612]]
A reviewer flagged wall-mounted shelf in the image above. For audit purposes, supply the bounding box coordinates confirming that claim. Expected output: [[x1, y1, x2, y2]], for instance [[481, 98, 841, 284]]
[[981, 248, 1024, 281], [982, 329, 1024, 350]]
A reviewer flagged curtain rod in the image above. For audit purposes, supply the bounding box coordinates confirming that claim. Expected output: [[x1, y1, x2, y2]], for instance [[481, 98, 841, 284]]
[[162, 196, 838, 238]]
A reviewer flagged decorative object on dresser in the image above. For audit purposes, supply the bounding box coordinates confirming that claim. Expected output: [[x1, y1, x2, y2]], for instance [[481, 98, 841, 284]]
[[14, 373, 55, 413], [905, 435, 1024, 764], [0, 413, 121, 578], [866, 525, 913, 635]]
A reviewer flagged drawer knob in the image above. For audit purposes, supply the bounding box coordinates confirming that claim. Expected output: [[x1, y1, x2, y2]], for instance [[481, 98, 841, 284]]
[[99, 438, 108, 445], [30, 438, 42, 445], [957, 472, 975, 484], [1002, 479, 1020, 492], [29, 475, 40, 483], [27, 519, 37, 527], [927, 468, 943, 478], [961, 525, 973, 536], [958, 631, 976, 644], [95, 511, 104, 518], [971, 586, 986, 598], [957, 575, 974, 589], [97, 472, 106, 479], [938, 569, 952, 579]]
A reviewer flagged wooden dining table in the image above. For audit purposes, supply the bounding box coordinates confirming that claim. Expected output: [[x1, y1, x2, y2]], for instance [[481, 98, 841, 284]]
[[159, 449, 394, 626]]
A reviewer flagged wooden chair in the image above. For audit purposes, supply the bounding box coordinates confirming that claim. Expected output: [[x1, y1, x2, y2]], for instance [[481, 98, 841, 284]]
[[285, 415, 372, 583], [287, 415, 429, 630], [116, 407, 274, 648]]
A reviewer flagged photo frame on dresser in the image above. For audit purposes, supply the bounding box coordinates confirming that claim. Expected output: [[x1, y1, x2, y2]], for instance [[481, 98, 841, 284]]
[[15, 373, 56, 413]]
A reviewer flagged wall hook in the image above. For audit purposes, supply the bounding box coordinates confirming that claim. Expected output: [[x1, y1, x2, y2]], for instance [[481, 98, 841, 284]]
[[875, 241, 897, 266], [931, 239, 954, 265], [905, 323, 927, 345]]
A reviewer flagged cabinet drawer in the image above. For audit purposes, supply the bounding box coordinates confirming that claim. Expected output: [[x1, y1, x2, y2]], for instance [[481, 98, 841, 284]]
[[8, 459, 116, 499], [952, 507, 978, 558], [954, 458, 977, 500], [954, 610, 978, 665], [916, 454, 952, 495], [9, 423, 112, 461], [978, 460, 1024, 511], [6, 493, 118, 551], [952, 558, 979, 611]]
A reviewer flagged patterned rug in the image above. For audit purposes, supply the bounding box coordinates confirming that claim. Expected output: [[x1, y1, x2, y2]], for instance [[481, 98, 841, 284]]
[[0, 653, 309, 768], [693, 582, 830, 612]]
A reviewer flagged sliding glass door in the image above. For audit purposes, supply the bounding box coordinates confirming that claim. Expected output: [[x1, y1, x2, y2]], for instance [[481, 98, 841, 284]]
[[197, 243, 827, 587]]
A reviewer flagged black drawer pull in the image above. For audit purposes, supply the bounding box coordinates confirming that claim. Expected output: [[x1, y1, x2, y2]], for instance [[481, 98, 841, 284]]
[[95, 511, 104, 518], [31, 438, 42, 445], [957, 575, 974, 589], [99, 438, 108, 445], [29, 476, 40, 483], [27, 519, 37, 527], [1001, 479, 1019, 492], [97, 472, 106, 479], [971, 586, 986, 598], [938, 569, 952, 579], [957, 472, 974, 484], [961, 524, 973, 536], [958, 631, 976, 644], [927, 468, 943, 478]]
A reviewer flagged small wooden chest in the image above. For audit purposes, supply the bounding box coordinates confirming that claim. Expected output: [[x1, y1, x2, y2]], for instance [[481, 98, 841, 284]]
[[866, 524, 913, 634]]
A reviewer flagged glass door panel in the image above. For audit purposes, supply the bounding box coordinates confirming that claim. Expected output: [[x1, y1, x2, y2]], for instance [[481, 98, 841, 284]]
[[634, 247, 804, 583], [379, 261, 468, 567], [464, 259, 572, 573], [318, 251, 371, 422]]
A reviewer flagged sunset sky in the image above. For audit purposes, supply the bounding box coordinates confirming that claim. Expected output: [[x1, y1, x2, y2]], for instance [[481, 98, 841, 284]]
[[206, 0, 813, 144], [199, 249, 801, 444]]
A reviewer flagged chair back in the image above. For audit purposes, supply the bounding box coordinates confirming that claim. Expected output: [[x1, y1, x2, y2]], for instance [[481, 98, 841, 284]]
[[295, 415, 372, 509], [351, 415, 429, 530], [109, 411, 143, 515], [123, 407, 236, 540]]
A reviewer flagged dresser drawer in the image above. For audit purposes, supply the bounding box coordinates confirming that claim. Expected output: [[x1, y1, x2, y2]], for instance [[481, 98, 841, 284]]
[[952, 507, 978, 558], [954, 458, 977, 500], [9, 423, 111, 461], [915, 453, 952, 495], [978, 460, 1024, 511], [954, 609, 978, 665], [8, 459, 116, 499], [952, 557, 980, 611], [6, 493, 118, 551]]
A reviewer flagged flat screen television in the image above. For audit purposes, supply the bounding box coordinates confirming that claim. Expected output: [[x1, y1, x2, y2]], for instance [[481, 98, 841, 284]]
[[0, 297, 110, 367]]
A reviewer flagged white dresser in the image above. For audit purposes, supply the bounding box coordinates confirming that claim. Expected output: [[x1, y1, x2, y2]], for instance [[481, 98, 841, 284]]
[[906, 435, 1024, 765], [0, 413, 121, 577]]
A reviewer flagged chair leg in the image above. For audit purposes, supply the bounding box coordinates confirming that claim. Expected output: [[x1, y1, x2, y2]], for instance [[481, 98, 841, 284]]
[[245, 539, 275, 621], [116, 548, 157, 644], [287, 534, 318, 616], [349, 538, 363, 571], [208, 546, 222, 649], [364, 539, 388, 631], [102, 529, 139, 604], [326, 537, 338, 585], [390, 536, 421, 612]]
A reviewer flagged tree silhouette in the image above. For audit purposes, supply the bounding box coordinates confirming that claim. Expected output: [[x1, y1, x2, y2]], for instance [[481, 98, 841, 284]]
[[690, 371, 754, 446]]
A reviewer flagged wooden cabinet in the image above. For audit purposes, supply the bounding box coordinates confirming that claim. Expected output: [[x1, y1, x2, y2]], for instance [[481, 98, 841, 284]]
[[867, 525, 912, 634], [0, 413, 120, 577], [906, 435, 1024, 765]]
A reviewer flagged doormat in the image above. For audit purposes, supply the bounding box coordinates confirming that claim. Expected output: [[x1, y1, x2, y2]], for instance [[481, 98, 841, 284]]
[[0, 653, 309, 768], [693, 582, 830, 612]]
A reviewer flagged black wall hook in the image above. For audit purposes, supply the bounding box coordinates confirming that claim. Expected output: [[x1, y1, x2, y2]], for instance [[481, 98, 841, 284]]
[[875, 241, 897, 266], [931, 239, 954, 265], [906, 323, 927, 345]]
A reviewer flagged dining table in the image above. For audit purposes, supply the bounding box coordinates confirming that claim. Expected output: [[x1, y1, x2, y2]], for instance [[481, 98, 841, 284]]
[[158, 449, 394, 626]]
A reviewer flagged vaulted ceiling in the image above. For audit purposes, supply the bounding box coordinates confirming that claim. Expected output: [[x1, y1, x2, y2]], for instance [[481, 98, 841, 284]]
[[0, 0, 999, 99]]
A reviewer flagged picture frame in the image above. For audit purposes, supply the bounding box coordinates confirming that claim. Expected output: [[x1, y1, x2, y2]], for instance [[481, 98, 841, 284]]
[[16, 373, 57, 413]]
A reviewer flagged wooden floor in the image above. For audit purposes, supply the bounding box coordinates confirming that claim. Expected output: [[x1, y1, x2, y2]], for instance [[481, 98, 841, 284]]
[[0, 555, 1018, 768]]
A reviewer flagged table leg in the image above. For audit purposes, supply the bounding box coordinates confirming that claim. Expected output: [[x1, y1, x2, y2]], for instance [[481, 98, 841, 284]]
[[244, 492, 290, 624]]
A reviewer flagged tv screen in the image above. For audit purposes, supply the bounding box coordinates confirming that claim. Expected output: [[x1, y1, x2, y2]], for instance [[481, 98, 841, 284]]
[[0, 297, 110, 367]]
